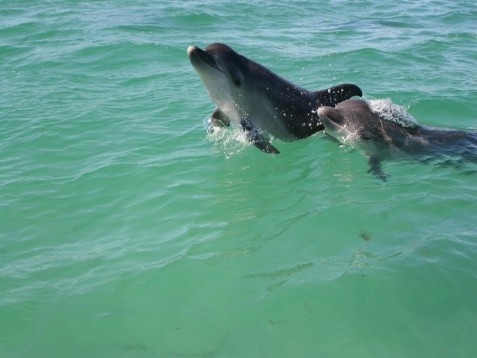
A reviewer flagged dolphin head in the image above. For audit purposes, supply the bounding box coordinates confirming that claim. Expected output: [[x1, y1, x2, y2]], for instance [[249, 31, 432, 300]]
[[187, 43, 251, 118], [318, 99, 414, 152], [187, 43, 244, 81], [317, 100, 368, 143]]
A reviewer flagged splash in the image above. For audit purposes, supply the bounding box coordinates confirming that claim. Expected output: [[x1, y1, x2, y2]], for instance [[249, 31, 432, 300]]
[[203, 116, 249, 158], [366, 98, 418, 128]]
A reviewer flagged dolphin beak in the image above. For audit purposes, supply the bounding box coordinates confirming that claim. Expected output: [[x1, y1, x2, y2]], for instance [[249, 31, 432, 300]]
[[317, 107, 328, 119], [187, 45, 196, 57], [317, 107, 333, 125], [318, 106, 345, 133], [187, 45, 221, 72], [318, 107, 346, 126]]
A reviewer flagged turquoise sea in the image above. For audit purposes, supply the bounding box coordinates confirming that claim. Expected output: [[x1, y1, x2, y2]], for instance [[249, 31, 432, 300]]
[[1, 1, 477, 356]]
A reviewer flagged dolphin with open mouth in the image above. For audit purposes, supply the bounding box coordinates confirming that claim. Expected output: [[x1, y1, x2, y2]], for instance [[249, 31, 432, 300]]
[[187, 43, 362, 154]]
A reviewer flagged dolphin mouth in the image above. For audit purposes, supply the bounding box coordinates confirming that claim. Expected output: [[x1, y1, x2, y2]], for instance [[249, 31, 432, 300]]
[[187, 45, 221, 72], [318, 106, 358, 143], [317, 106, 345, 131]]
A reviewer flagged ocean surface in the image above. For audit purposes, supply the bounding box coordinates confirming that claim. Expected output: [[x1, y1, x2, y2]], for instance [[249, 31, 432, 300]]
[[1, 1, 477, 356]]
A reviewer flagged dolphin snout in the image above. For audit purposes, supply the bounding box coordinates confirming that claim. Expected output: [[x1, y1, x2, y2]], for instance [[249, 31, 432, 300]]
[[318, 106, 346, 126], [187, 45, 197, 57], [317, 106, 334, 123], [317, 107, 327, 119]]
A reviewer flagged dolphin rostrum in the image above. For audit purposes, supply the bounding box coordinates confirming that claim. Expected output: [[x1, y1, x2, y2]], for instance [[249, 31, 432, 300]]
[[318, 99, 477, 180], [187, 43, 362, 154]]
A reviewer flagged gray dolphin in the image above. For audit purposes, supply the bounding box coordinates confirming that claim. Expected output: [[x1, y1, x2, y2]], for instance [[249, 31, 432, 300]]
[[318, 99, 477, 180], [187, 43, 362, 154]]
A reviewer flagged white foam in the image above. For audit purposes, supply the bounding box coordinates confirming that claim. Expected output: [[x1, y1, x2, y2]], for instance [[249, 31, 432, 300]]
[[366, 98, 418, 128], [204, 116, 249, 158]]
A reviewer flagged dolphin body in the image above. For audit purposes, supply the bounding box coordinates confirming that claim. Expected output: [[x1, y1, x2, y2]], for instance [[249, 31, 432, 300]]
[[187, 43, 362, 154], [318, 99, 477, 180]]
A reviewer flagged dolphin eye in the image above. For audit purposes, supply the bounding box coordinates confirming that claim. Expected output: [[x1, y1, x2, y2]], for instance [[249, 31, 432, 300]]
[[361, 131, 374, 141], [231, 73, 241, 86], [228, 69, 241, 86]]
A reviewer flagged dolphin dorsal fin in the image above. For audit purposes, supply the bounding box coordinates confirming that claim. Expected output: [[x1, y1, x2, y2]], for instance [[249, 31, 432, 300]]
[[315, 84, 363, 107]]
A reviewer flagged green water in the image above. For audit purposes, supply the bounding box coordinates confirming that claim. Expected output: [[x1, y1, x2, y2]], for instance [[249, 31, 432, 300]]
[[1, 1, 477, 356]]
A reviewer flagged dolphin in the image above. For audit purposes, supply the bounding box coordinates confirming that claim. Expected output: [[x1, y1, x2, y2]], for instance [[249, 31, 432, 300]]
[[318, 99, 477, 180], [187, 43, 362, 154]]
